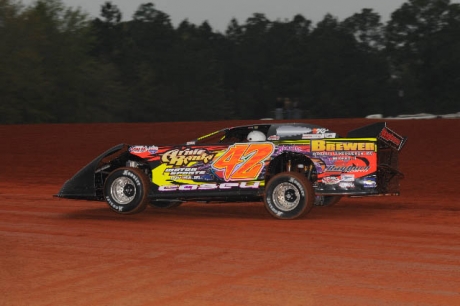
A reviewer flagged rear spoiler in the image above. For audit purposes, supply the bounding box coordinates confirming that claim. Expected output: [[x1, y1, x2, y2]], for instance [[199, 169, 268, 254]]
[[347, 122, 407, 151]]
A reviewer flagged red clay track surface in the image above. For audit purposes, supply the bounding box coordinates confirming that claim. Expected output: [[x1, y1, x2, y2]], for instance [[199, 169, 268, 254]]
[[1, 119, 459, 305]]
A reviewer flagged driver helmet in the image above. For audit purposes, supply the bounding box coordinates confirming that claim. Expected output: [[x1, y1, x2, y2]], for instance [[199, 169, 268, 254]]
[[247, 130, 266, 142]]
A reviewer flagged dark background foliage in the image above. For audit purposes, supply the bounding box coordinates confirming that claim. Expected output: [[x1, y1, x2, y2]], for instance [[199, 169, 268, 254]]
[[1, 0, 459, 123]]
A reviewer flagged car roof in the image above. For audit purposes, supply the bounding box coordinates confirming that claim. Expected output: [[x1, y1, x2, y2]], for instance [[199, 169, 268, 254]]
[[228, 123, 338, 140]]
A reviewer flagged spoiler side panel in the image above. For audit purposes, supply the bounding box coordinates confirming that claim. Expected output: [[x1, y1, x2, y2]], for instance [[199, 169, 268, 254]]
[[347, 122, 407, 195], [347, 122, 407, 151]]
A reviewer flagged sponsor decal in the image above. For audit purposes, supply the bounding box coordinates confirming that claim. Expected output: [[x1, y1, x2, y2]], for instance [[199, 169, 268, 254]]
[[162, 148, 215, 166], [313, 128, 329, 134], [341, 174, 355, 181], [379, 127, 404, 149], [129, 145, 158, 154], [362, 178, 377, 188], [325, 165, 370, 173], [148, 146, 159, 154], [159, 181, 261, 191], [302, 133, 325, 139], [275, 145, 303, 154], [213, 143, 274, 181], [339, 182, 355, 189], [129, 146, 147, 154], [322, 176, 340, 185], [311, 140, 375, 152], [164, 167, 206, 180], [301, 131, 335, 139], [332, 156, 356, 161], [268, 135, 280, 140]]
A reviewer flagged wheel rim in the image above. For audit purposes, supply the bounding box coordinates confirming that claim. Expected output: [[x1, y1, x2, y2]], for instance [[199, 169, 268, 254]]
[[110, 177, 136, 205], [272, 182, 301, 212]]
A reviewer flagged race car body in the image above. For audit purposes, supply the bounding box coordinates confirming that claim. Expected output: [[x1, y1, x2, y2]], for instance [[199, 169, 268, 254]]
[[57, 122, 407, 219]]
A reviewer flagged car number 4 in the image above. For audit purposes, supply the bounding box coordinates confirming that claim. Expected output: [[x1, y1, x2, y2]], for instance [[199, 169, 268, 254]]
[[212, 143, 274, 181]]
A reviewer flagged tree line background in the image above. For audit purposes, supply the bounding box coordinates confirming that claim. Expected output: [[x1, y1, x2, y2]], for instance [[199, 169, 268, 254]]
[[1, 0, 459, 124]]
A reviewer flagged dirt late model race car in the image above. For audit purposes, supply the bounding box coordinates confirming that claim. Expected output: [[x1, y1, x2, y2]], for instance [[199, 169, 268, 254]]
[[57, 122, 407, 219]]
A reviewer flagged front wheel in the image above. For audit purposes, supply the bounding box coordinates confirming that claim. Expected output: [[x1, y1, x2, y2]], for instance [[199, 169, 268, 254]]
[[104, 167, 150, 214], [264, 172, 315, 219]]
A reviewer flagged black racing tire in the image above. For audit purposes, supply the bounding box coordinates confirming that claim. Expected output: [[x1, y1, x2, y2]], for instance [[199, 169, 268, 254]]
[[104, 167, 150, 214], [149, 201, 183, 209], [314, 195, 342, 207], [264, 172, 315, 220]]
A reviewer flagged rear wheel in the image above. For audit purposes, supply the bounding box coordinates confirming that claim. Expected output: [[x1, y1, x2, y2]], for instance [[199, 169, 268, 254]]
[[264, 172, 314, 219], [104, 167, 150, 214]]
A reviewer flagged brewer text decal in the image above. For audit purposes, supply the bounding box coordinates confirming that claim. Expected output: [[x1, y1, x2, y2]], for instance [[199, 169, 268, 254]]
[[311, 140, 375, 152]]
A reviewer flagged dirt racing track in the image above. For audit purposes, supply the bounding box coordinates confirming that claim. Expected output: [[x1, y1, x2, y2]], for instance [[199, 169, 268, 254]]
[[1, 118, 459, 305]]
